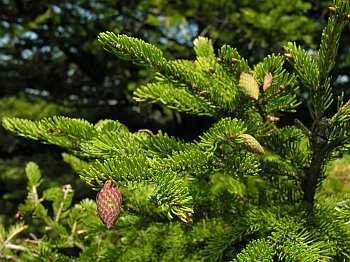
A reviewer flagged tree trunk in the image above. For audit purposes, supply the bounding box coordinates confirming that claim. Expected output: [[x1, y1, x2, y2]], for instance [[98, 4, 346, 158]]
[[302, 148, 327, 205]]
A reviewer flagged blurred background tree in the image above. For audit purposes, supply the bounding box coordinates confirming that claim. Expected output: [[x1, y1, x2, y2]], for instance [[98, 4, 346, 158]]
[[2, 0, 350, 225]]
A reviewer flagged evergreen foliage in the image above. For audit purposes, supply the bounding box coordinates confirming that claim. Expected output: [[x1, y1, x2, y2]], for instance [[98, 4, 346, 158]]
[[0, 96, 74, 226], [2, 1, 350, 261]]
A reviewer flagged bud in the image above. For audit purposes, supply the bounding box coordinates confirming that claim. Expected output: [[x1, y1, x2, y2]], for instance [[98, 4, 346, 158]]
[[238, 72, 259, 100], [96, 180, 122, 229], [88, 180, 97, 186], [231, 58, 238, 64], [268, 115, 280, 123], [263, 72, 273, 91], [185, 212, 193, 227], [279, 85, 286, 91], [284, 53, 293, 60], [77, 230, 88, 235], [238, 134, 265, 155]]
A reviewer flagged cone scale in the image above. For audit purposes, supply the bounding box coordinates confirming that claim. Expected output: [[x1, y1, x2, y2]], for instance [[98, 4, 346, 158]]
[[96, 180, 122, 229]]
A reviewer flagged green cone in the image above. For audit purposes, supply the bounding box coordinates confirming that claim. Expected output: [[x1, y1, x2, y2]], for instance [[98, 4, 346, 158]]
[[96, 180, 122, 229], [238, 72, 259, 100], [239, 134, 265, 155]]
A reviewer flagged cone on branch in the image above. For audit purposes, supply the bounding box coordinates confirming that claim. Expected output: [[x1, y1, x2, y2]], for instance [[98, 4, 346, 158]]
[[263, 72, 273, 91], [96, 180, 122, 229], [238, 72, 259, 100], [238, 134, 265, 155]]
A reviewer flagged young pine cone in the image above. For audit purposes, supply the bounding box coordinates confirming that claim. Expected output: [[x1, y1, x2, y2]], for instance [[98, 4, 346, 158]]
[[96, 180, 122, 229], [238, 134, 265, 155], [238, 72, 259, 100]]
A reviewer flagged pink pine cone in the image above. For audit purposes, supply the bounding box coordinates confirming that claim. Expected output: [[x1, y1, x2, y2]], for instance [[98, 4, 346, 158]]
[[96, 180, 122, 229]]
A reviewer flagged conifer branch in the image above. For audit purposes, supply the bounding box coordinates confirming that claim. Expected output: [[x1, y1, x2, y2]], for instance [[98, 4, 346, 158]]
[[233, 239, 274, 261], [286, 2, 350, 206], [98, 32, 167, 69], [133, 82, 218, 116], [54, 184, 73, 222], [318, 1, 350, 82]]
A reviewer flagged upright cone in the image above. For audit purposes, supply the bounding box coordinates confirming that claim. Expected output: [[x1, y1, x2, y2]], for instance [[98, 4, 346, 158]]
[[263, 72, 273, 91], [238, 72, 259, 100], [96, 180, 122, 229], [239, 134, 265, 155]]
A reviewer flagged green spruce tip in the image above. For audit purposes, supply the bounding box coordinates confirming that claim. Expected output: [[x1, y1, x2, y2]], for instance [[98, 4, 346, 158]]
[[96, 180, 122, 229], [238, 72, 260, 100]]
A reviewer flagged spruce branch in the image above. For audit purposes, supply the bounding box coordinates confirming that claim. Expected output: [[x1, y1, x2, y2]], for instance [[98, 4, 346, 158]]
[[0, 253, 24, 262], [318, 0, 350, 82], [150, 170, 193, 222], [84, 154, 151, 188], [133, 82, 218, 116], [193, 36, 216, 68], [327, 121, 350, 154], [98, 32, 301, 120], [54, 184, 73, 223], [135, 130, 188, 157], [265, 126, 308, 172], [99, 33, 228, 114], [253, 54, 284, 86], [94, 118, 129, 133], [163, 59, 238, 114], [0, 222, 29, 261], [331, 98, 350, 124], [284, 42, 329, 124], [284, 42, 319, 91], [202, 227, 243, 262], [152, 145, 213, 178], [197, 118, 247, 151], [1, 223, 28, 249], [286, 1, 350, 205], [233, 238, 274, 262], [271, 228, 332, 261], [284, 1, 349, 125], [98, 32, 167, 69], [25, 162, 44, 206], [312, 195, 350, 257], [2, 116, 95, 153], [253, 54, 300, 121], [86, 131, 139, 158], [294, 118, 312, 139], [335, 199, 350, 223], [217, 44, 250, 78], [2, 243, 28, 252]]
